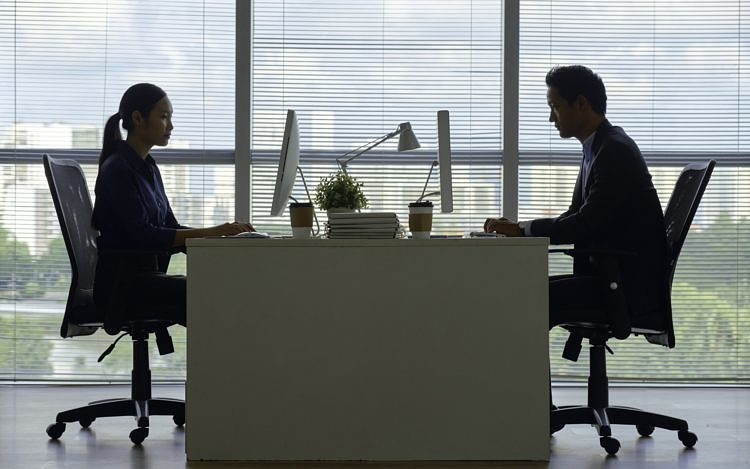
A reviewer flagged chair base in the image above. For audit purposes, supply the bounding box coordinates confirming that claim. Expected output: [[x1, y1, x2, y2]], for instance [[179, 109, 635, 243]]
[[46, 397, 184, 445], [551, 404, 697, 455]]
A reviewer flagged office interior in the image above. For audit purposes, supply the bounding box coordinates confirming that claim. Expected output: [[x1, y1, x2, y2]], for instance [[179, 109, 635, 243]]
[[1, 1, 748, 468]]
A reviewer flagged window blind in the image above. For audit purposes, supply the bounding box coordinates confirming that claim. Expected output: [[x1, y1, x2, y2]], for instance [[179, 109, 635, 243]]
[[249, 0, 504, 236], [520, 0, 750, 382], [0, 0, 236, 381], [2, 0, 747, 385]]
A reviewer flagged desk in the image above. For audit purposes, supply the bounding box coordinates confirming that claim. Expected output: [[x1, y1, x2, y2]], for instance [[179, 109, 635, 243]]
[[186, 237, 549, 462]]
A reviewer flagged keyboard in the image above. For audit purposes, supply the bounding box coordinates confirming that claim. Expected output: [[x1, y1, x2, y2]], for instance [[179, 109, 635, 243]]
[[233, 231, 270, 238]]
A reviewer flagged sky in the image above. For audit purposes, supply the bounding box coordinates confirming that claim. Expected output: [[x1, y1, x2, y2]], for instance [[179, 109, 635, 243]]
[[1, 0, 748, 153]]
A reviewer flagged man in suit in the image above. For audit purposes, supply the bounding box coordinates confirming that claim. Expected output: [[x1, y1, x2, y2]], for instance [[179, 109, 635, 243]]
[[485, 65, 667, 330]]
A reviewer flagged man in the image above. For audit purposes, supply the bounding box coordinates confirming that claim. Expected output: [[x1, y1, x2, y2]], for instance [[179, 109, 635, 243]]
[[485, 65, 667, 330]]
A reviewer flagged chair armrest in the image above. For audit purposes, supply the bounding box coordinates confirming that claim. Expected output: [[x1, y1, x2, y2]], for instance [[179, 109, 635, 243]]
[[170, 245, 187, 255], [99, 248, 174, 271], [99, 248, 173, 334], [100, 248, 171, 256], [550, 247, 633, 340], [549, 247, 636, 258]]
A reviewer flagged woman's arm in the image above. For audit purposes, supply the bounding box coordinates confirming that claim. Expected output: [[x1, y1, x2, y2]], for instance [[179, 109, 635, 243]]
[[172, 222, 255, 247]]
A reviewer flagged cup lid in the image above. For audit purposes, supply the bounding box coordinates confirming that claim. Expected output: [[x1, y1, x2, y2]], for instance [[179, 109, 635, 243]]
[[408, 200, 433, 208], [289, 202, 313, 208]]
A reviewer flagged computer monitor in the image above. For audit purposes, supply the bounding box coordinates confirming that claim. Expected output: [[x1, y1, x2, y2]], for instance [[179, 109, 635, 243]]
[[437, 110, 454, 213], [270, 110, 300, 216]]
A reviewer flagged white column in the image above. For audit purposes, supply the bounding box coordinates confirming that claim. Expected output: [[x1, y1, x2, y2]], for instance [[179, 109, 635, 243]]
[[503, 0, 520, 220], [235, 0, 252, 221]]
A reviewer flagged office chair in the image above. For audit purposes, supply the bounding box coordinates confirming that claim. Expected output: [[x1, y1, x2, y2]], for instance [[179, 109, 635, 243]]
[[42, 154, 185, 445], [550, 160, 715, 456]]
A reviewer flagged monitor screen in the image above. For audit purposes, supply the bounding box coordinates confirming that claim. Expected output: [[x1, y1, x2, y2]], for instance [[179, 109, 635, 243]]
[[270, 110, 300, 216], [437, 110, 453, 213]]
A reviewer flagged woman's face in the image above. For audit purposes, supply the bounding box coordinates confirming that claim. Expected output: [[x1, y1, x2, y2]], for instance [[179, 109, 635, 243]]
[[141, 96, 174, 147]]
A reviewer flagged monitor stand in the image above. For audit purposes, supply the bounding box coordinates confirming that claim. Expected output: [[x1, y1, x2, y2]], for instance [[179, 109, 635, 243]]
[[289, 166, 320, 236]]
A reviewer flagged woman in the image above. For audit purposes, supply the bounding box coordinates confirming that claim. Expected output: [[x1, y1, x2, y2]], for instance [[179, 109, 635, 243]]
[[92, 83, 254, 326]]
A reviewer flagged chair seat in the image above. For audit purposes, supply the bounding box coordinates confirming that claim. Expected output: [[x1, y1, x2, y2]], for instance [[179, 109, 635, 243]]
[[631, 326, 665, 335], [561, 319, 667, 338]]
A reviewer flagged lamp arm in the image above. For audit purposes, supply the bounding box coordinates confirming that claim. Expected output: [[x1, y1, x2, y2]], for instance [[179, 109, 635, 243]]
[[416, 161, 439, 202], [336, 126, 401, 173], [417, 191, 440, 202]]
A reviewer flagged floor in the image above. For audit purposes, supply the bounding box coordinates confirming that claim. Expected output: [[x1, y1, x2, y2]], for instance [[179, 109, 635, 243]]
[[0, 384, 748, 469]]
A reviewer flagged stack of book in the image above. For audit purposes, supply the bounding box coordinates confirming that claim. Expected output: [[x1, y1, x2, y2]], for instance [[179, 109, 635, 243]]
[[326, 212, 401, 239]]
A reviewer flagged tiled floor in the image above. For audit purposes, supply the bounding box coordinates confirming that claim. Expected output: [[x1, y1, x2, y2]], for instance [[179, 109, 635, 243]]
[[1, 384, 748, 468]]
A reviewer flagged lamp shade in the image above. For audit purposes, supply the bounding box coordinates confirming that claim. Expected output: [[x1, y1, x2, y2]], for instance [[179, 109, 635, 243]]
[[397, 122, 420, 152]]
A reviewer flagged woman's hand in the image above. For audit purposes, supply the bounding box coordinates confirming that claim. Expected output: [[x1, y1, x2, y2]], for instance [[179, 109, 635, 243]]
[[209, 222, 255, 237], [173, 221, 256, 246]]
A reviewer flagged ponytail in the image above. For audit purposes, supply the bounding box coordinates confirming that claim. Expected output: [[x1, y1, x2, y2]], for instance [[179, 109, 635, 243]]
[[98, 83, 167, 167], [99, 113, 122, 166]]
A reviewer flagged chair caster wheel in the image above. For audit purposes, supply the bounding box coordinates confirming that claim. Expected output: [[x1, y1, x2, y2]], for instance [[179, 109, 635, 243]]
[[636, 424, 655, 436], [79, 418, 95, 429], [173, 414, 185, 427], [129, 427, 149, 445], [46, 422, 66, 439], [678, 430, 697, 448], [600, 436, 620, 455]]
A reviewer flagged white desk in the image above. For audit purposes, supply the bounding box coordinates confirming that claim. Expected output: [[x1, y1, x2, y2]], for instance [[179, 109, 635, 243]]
[[186, 237, 550, 462]]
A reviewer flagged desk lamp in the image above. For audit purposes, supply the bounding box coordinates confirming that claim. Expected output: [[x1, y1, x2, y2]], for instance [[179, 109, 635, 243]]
[[336, 122, 420, 174]]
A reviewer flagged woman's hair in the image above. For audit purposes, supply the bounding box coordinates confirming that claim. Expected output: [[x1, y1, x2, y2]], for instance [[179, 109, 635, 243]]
[[545, 65, 607, 115], [99, 83, 167, 166]]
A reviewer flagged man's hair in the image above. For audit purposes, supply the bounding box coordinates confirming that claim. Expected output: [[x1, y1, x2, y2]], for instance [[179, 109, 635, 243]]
[[545, 65, 607, 115]]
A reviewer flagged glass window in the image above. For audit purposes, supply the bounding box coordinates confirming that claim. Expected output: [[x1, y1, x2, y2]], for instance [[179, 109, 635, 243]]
[[520, 0, 750, 382], [249, 0, 504, 236], [0, 0, 235, 381]]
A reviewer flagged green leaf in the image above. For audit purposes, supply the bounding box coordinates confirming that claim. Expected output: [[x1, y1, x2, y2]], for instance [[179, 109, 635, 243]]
[[314, 171, 369, 210]]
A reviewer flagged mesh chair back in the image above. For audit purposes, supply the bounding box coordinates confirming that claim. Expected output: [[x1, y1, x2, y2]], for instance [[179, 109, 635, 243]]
[[43, 154, 100, 337], [645, 160, 715, 347], [664, 161, 716, 284]]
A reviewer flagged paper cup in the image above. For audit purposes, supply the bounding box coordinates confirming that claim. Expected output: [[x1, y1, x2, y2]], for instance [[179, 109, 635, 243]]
[[408, 201, 433, 239], [289, 202, 314, 238]]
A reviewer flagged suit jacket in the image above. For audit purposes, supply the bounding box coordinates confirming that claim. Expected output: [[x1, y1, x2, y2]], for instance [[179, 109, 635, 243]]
[[530, 119, 667, 322]]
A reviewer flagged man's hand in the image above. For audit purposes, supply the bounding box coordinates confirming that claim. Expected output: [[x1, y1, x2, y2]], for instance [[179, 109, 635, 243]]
[[484, 217, 523, 237]]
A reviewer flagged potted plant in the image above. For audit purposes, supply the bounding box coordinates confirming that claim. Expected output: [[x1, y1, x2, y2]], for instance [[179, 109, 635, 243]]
[[314, 170, 368, 212]]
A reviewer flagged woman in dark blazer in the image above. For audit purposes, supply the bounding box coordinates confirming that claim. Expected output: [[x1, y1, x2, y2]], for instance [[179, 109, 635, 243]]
[[92, 83, 255, 326]]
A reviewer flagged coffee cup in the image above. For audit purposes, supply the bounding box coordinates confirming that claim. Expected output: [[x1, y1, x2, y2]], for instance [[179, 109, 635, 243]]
[[289, 202, 314, 238], [408, 201, 433, 239]]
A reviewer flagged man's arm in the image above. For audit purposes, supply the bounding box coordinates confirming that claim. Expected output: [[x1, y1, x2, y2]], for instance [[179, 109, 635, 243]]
[[484, 162, 584, 238], [530, 140, 647, 244]]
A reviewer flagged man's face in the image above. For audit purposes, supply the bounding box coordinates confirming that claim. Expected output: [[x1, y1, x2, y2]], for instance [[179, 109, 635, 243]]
[[547, 86, 581, 139]]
